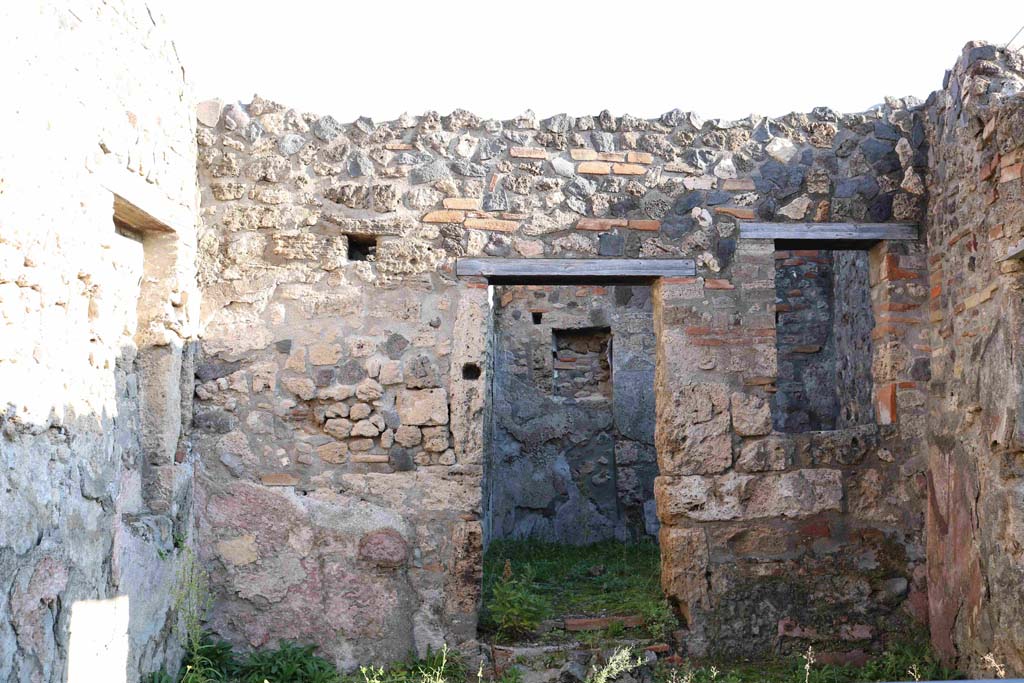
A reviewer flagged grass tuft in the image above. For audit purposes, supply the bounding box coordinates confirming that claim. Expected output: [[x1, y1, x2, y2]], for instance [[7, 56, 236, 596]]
[[480, 538, 674, 642], [653, 638, 963, 683]]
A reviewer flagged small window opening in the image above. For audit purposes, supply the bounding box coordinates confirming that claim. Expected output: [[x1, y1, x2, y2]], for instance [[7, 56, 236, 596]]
[[462, 363, 481, 380], [346, 235, 377, 261], [531, 311, 543, 325], [551, 327, 612, 400], [772, 249, 875, 432]]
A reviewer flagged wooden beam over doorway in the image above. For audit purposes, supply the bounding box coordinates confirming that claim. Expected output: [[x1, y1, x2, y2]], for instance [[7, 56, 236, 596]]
[[455, 258, 696, 284], [739, 222, 919, 245]]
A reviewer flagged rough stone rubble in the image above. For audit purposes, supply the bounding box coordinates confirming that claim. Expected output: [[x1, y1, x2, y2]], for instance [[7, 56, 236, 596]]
[[1, 2, 1023, 679]]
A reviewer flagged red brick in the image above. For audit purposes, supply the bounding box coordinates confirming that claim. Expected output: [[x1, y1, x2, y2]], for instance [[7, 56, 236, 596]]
[[876, 384, 897, 425], [980, 155, 999, 181], [947, 228, 972, 247], [576, 218, 627, 231], [881, 254, 920, 281], [871, 324, 905, 340], [705, 278, 735, 290], [714, 206, 756, 220], [578, 161, 612, 174], [442, 197, 479, 210], [1000, 162, 1023, 183], [465, 217, 518, 232], [569, 149, 598, 161], [627, 220, 661, 231], [261, 473, 299, 487], [422, 210, 465, 223], [611, 163, 646, 175], [626, 151, 653, 164]]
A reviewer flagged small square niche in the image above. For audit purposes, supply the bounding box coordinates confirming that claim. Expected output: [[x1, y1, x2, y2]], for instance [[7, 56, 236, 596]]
[[551, 327, 612, 400]]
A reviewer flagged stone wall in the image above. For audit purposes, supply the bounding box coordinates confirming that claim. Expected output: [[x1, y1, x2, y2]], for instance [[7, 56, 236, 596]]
[[0, 2, 198, 681], [923, 43, 1024, 675], [774, 248, 840, 431], [833, 251, 877, 429], [654, 234, 928, 659], [8, 7, 1024, 676], [193, 86, 930, 666], [486, 284, 657, 544], [193, 101, 489, 669]]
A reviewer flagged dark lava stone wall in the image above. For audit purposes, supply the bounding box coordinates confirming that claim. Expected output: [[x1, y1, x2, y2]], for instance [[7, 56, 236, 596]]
[[773, 249, 875, 432], [485, 285, 657, 544]]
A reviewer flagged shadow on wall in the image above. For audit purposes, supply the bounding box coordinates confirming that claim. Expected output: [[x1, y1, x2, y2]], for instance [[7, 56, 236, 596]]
[[0, 343, 194, 683], [484, 285, 658, 545], [1, 221, 196, 680]]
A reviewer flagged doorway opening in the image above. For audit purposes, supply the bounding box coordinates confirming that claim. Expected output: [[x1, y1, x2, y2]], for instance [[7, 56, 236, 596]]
[[478, 283, 667, 648], [772, 248, 876, 432]]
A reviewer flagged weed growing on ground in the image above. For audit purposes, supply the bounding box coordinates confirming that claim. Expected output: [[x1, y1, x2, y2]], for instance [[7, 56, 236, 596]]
[[481, 539, 673, 642], [342, 645, 470, 683], [234, 641, 340, 683], [982, 652, 1007, 679], [488, 561, 548, 638], [652, 637, 963, 683], [587, 646, 643, 683]]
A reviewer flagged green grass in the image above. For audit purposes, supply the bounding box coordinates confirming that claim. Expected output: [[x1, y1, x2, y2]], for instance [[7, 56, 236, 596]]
[[480, 539, 675, 642], [339, 645, 470, 683], [652, 639, 963, 683], [145, 639, 479, 683]]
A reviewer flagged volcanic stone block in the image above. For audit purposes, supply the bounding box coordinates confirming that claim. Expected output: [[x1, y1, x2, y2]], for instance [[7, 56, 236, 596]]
[[735, 436, 791, 472], [656, 469, 843, 522], [659, 526, 710, 624], [658, 413, 733, 475], [730, 392, 772, 436], [397, 389, 449, 426]]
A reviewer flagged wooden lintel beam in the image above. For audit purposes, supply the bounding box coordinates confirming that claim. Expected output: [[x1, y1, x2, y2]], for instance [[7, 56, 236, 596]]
[[455, 258, 696, 283], [739, 222, 919, 242], [97, 163, 193, 234]]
